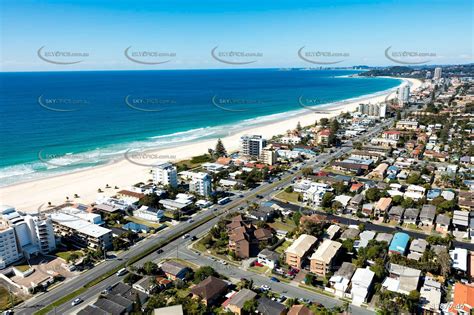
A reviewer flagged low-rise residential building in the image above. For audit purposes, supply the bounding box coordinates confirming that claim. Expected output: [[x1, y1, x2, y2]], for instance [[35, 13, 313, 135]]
[[285, 234, 317, 269], [382, 263, 421, 295], [224, 288, 257, 315], [389, 232, 410, 255], [388, 206, 404, 223], [375, 197, 392, 215], [451, 248, 468, 272], [160, 261, 188, 280], [419, 204, 436, 227], [190, 276, 227, 306], [351, 267, 375, 306], [447, 282, 474, 315], [329, 262, 356, 298], [257, 297, 287, 315], [420, 277, 442, 314], [407, 238, 428, 261], [257, 249, 279, 270], [436, 214, 451, 234], [309, 240, 342, 277], [453, 210, 470, 231], [403, 208, 420, 225]]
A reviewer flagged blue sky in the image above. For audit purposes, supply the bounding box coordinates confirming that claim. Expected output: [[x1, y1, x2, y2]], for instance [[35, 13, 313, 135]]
[[1, 0, 472, 71]]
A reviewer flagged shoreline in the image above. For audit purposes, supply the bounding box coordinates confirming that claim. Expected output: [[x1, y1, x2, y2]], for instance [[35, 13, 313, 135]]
[[0, 77, 421, 213]]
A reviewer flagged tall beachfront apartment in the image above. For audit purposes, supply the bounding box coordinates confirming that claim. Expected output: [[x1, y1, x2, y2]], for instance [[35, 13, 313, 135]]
[[153, 162, 178, 188], [189, 172, 212, 197], [240, 135, 267, 157]]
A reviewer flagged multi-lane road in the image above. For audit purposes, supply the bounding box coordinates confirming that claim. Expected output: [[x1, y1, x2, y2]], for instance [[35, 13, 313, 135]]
[[15, 116, 395, 315]]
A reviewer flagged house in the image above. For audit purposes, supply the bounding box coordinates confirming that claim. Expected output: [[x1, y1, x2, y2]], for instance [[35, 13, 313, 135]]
[[420, 277, 442, 314], [324, 224, 341, 240], [153, 305, 184, 315], [436, 214, 451, 234], [448, 283, 474, 314], [375, 197, 392, 215], [419, 204, 436, 227], [132, 276, 156, 294], [340, 227, 360, 241], [333, 158, 373, 175], [388, 206, 404, 223], [453, 211, 470, 231], [116, 190, 145, 204], [285, 234, 317, 269], [257, 249, 279, 270], [348, 194, 364, 213], [257, 297, 287, 315], [350, 183, 364, 194], [224, 288, 257, 315], [404, 185, 426, 201], [329, 262, 356, 298], [389, 232, 410, 255], [354, 231, 376, 250], [190, 276, 228, 306], [134, 206, 164, 222], [288, 305, 314, 315], [310, 240, 342, 277], [407, 239, 428, 261], [160, 261, 188, 280], [92, 298, 127, 315], [123, 222, 150, 234], [396, 120, 418, 130], [382, 263, 421, 295], [368, 163, 389, 179], [361, 203, 374, 216], [351, 267, 375, 306], [450, 248, 468, 272], [459, 191, 474, 211], [403, 208, 420, 225], [375, 233, 393, 244]]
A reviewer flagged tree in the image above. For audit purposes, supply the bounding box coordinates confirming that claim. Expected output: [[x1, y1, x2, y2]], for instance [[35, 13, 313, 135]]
[[242, 299, 258, 313], [285, 186, 294, 193], [296, 121, 302, 131], [67, 253, 79, 264], [302, 167, 313, 176], [304, 273, 315, 285], [193, 266, 217, 283], [143, 261, 159, 275], [392, 195, 404, 206], [320, 118, 329, 127], [292, 211, 302, 226], [365, 188, 381, 202], [138, 193, 161, 208], [401, 197, 415, 209], [215, 138, 227, 157], [321, 192, 334, 208], [437, 250, 452, 278]]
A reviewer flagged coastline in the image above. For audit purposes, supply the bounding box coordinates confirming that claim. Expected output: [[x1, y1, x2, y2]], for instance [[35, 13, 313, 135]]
[[0, 77, 422, 213]]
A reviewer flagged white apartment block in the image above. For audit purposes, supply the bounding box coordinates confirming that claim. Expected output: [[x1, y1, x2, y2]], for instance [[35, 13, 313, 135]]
[[189, 172, 212, 197], [398, 85, 410, 105], [0, 225, 21, 269], [240, 135, 266, 157], [153, 162, 178, 188]]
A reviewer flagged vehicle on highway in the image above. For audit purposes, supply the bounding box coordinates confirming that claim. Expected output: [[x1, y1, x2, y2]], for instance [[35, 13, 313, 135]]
[[239, 194, 244, 198], [256, 194, 264, 199], [220, 260, 228, 265], [260, 284, 270, 291], [218, 197, 231, 205], [191, 235, 197, 241], [182, 234, 190, 239], [270, 276, 279, 282], [116, 268, 127, 276], [71, 298, 83, 306], [156, 249, 164, 254], [187, 218, 194, 223], [3, 310, 13, 315]]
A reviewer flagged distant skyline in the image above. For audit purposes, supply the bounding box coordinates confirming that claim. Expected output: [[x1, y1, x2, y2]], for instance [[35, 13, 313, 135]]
[[1, 0, 472, 72]]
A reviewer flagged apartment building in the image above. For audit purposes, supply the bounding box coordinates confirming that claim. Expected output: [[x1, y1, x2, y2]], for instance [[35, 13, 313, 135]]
[[240, 135, 266, 157], [310, 239, 341, 277], [189, 172, 212, 197], [153, 162, 178, 188], [0, 224, 21, 269], [285, 234, 317, 269]]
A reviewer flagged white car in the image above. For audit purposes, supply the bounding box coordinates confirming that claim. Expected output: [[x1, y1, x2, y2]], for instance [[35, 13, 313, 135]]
[[261, 285, 270, 291], [71, 298, 83, 306], [182, 234, 190, 239]]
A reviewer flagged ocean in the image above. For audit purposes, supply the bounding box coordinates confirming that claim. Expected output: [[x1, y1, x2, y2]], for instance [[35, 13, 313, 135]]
[[0, 69, 401, 186]]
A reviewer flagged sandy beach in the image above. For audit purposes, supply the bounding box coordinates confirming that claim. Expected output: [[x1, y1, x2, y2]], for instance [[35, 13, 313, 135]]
[[0, 78, 422, 213]]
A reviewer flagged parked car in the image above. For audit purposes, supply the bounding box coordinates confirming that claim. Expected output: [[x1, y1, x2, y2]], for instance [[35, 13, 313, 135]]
[[270, 277, 280, 282], [260, 285, 270, 291]]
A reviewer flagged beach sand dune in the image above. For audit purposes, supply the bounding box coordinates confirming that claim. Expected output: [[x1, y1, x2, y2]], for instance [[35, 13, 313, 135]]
[[0, 78, 421, 213]]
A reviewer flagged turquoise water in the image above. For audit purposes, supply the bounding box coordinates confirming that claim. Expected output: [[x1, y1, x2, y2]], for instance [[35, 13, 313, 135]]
[[0, 69, 400, 186]]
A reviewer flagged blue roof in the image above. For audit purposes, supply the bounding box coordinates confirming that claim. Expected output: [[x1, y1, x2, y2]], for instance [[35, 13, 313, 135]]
[[123, 222, 150, 233], [427, 189, 441, 199], [389, 232, 409, 254]]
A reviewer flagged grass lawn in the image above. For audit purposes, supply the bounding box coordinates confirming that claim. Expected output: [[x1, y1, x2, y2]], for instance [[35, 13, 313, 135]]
[[0, 286, 21, 311], [165, 258, 199, 270], [248, 265, 269, 274], [275, 240, 292, 254], [126, 216, 163, 228], [274, 191, 301, 204], [55, 250, 83, 262], [13, 265, 31, 272], [193, 239, 208, 252], [269, 220, 296, 232]]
